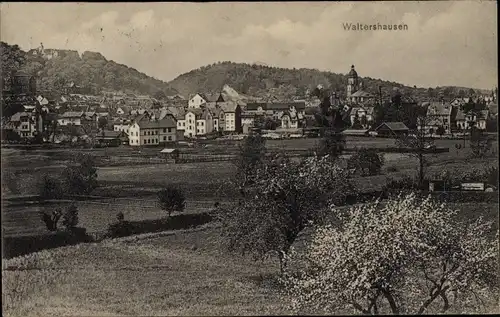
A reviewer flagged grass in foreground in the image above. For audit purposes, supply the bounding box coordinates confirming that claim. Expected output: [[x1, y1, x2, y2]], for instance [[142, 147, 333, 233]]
[[2, 226, 291, 316]]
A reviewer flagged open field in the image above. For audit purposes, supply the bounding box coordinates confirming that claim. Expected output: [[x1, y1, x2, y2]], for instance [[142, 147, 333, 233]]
[[2, 136, 497, 239], [3, 206, 498, 317], [2, 226, 293, 316]]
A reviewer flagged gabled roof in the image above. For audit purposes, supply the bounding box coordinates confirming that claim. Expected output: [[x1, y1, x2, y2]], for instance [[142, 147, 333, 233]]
[[246, 102, 268, 111], [132, 113, 150, 123], [219, 101, 239, 113], [425, 102, 452, 116], [165, 107, 186, 120], [96, 130, 128, 139], [350, 90, 374, 98], [160, 148, 179, 153], [375, 122, 409, 132], [61, 111, 84, 118], [136, 117, 176, 129], [10, 112, 31, 121]]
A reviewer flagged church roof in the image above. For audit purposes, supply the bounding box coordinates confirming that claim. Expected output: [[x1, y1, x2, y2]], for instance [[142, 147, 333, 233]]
[[348, 65, 358, 78], [350, 89, 373, 98]]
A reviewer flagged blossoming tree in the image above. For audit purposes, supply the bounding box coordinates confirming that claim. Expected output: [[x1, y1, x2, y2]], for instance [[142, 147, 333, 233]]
[[282, 193, 499, 315], [215, 155, 355, 273]]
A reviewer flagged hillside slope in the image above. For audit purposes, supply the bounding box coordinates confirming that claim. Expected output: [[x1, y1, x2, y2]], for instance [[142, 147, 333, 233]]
[[168, 61, 491, 101], [1, 42, 178, 97]]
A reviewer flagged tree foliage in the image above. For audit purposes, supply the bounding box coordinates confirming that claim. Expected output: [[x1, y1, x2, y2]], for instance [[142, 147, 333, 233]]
[[469, 126, 493, 158], [157, 186, 186, 217], [39, 174, 64, 199], [0, 41, 177, 96], [62, 202, 79, 230], [348, 148, 385, 176], [396, 115, 434, 187], [40, 208, 62, 232], [282, 193, 499, 315], [62, 153, 98, 195], [235, 133, 267, 193], [97, 116, 108, 131], [216, 156, 355, 273]]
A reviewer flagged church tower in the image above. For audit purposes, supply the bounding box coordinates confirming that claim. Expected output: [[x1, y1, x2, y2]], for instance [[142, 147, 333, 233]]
[[346, 65, 359, 98]]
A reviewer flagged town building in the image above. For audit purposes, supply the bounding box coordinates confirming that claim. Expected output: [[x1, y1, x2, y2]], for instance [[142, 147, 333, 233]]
[[57, 111, 97, 128], [188, 93, 223, 109], [128, 117, 177, 146], [346, 65, 376, 104], [349, 106, 375, 129], [5, 111, 43, 138], [422, 101, 455, 134], [184, 108, 214, 137], [374, 122, 409, 137], [219, 101, 242, 133]]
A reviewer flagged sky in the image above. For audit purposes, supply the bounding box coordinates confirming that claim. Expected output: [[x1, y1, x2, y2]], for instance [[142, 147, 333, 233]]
[[1, 1, 497, 90]]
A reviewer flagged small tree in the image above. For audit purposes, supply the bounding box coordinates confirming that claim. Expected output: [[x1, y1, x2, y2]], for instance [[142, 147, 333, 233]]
[[61, 202, 79, 230], [436, 126, 446, 138], [469, 126, 493, 158], [97, 116, 108, 131], [157, 186, 186, 217], [39, 174, 64, 199], [40, 208, 62, 231], [283, 194, 499, 315], [351, 116, 362, 129], [216, 156, 355, 274], [316, 129, 346, 159], [347, 148, 385, 176], [234, 132, 266, 195], [396, 115, 434, 188], [62, 153, 98, 195]]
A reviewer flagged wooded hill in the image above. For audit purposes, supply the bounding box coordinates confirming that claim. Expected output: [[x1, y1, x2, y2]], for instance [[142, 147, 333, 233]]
[[167, 61, 492, 101], [2, 42, 492, 101], [1, 42, 178, 98]]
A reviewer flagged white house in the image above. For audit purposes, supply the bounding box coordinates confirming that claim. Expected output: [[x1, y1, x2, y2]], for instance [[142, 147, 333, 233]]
[[281, 111, 302, 129], [349, 106, 374, 129], [188, 93, 209, 109], [128, 117, 177, 146], [219, 102, 242, 133], [6, 111, 43, 138], [184, 108, 213, 137], [241, 111, 255, 128]]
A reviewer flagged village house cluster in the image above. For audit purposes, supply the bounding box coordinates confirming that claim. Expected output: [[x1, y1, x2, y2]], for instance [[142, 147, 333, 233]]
[[2, 64, 498, 147]]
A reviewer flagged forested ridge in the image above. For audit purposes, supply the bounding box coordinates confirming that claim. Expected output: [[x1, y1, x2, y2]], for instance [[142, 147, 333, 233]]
[[1, 42, 489, 100]]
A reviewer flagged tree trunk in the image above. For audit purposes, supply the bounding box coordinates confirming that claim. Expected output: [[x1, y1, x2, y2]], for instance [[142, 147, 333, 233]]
[[418, 153, 425, 188], [381, 289, 400, 315]]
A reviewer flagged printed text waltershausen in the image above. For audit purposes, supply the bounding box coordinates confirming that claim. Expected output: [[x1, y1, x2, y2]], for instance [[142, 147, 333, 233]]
[[343, 23, 408, 31]]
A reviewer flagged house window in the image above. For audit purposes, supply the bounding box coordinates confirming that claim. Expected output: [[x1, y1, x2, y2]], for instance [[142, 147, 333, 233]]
[[183, 122, 185, 126], [168, 136, 172, 141], [168, 128, 171, 133], [201, 122, 204, 126], [163, 128, 166, 133], [143, 140, 146, 144], [163, 136, 167, 141]]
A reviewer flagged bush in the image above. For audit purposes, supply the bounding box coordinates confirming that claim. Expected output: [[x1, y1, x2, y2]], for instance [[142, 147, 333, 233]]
[[39, 175, 64, 200], [62, 153, 98, 195], [347, 148, 385, 176], [157, 186, 186, 217], [62, 202, 79, 230], [39, 208, 62, 232], [107, 220, 134, 238]]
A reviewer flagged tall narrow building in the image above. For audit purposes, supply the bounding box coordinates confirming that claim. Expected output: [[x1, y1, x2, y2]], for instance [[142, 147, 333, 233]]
[[346, 65, 359, 98]]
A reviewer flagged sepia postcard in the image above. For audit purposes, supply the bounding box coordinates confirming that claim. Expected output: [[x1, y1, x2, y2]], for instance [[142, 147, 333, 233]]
[[1, 1, 498, 316]]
